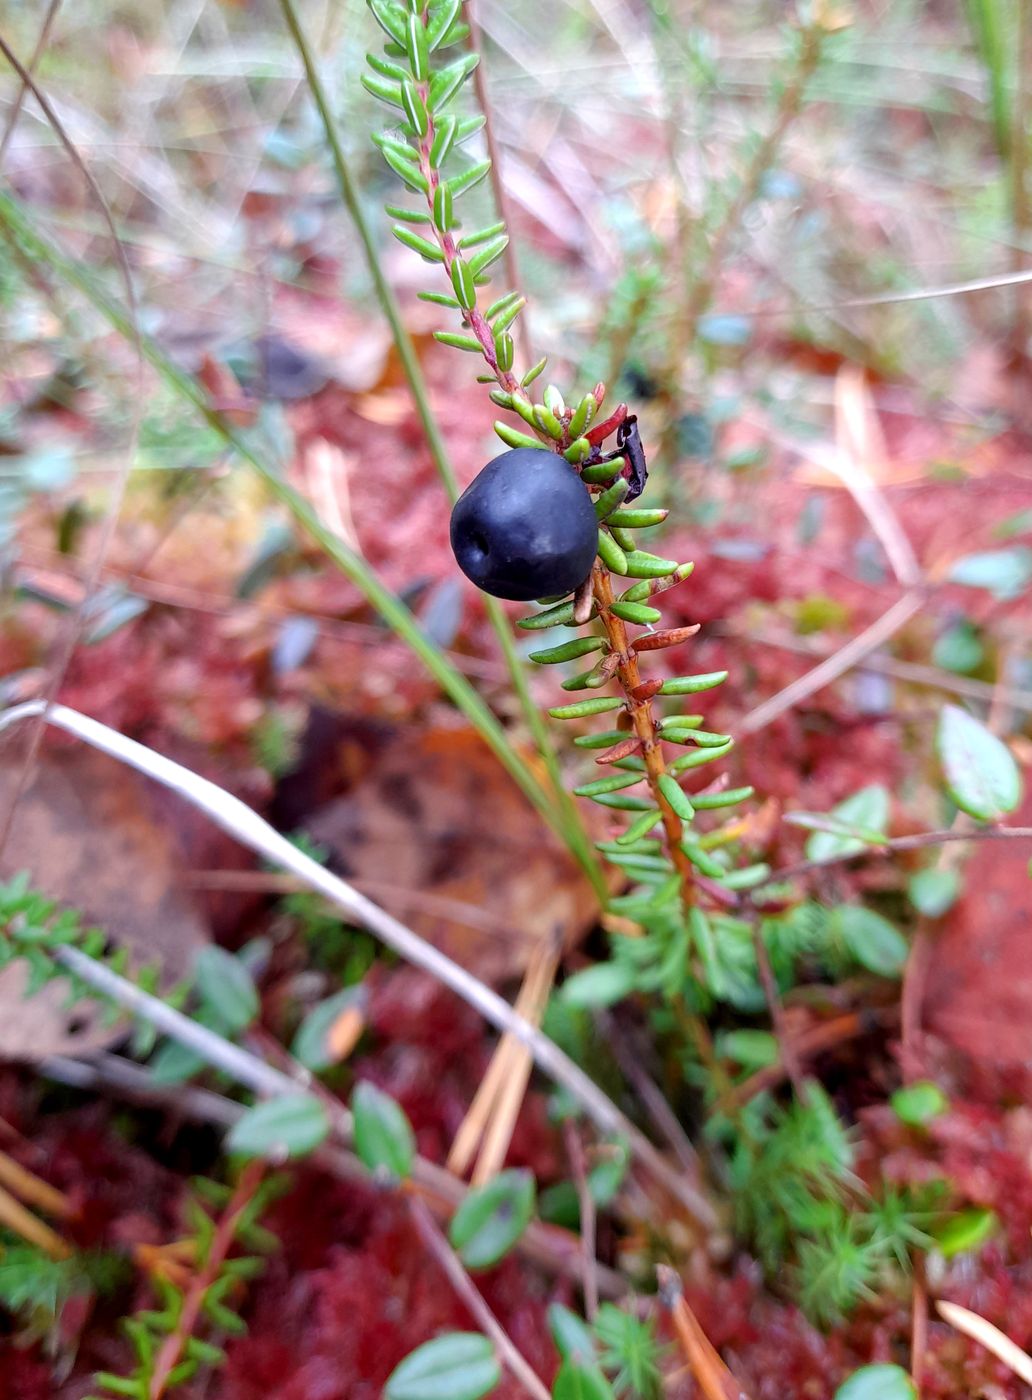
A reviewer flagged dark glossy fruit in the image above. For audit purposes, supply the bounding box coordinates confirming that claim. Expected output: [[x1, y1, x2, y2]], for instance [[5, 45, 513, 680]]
[[449, 448, 598, 601]]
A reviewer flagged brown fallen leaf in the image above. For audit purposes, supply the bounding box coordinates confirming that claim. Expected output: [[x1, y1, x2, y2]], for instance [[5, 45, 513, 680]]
[[303, 723, 601, 984], [0, 748, 209, 1061]]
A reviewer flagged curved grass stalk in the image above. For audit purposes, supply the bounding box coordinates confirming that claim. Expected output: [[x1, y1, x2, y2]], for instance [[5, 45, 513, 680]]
[[277, 0, 605, 900], [0, 187, 597, 879]]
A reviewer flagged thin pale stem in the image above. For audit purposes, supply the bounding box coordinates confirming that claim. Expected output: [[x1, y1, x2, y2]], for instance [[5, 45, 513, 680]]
[[764, 823, 1032, 887], [408, 1196, 551, 1400]]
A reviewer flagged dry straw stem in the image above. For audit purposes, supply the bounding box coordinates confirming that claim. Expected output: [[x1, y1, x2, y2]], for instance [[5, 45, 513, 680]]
[[0, 700, 716, 1230], [0, 1149, 73, 1221], [0, 1182, 71, 1261], [739, 590, 925, 734], [40, 1052, 625, 1298], [935, 1299, 1032, 1387], [734, 627, 1032, 716], [656, 1265, 752, 1400]]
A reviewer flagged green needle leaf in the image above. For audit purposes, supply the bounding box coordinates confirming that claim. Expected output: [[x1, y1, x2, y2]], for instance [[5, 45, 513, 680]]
[[429, 113, 458, 165], [657, 773, 695, 821], [447, 160, 492, 198], [596, 530, 628, 574], [495, 420, 543, 450], [361, 72, 406, 108], [549, 697, 624, 719], [450, 256, 476, 308], [393, 225, 444, 261]]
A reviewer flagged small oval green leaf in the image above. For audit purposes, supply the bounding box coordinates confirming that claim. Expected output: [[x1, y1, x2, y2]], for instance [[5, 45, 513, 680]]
[[834, 906, 908, 978], [448, 1168, 535, 1269], [227, 1093, 330, 1160], [385, 1332, 501, 1400], [291, 987, 364, 1072], [194, 946, 259, 1035], [907, 867, 961, 918], [890, 1080, 948, 1127], [934, 1206, 997, 1258], [352, 1080, 415, 1180], [834, 1364, 916, 1400], [547, 1303, 597, 1364], [559, 963, 636, 1009], [936, 704, 1022, 822], [802, 785, 890, 862]]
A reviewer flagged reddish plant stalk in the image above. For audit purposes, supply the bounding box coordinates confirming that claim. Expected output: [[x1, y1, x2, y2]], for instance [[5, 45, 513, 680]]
[[148, 1161, 266, 1400], [407, 2, 700, 910]]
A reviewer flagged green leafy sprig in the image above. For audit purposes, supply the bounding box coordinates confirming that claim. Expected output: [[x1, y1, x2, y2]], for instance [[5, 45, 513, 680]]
[[88, 1167, 277, 1400], [363, 0, 755, 937]]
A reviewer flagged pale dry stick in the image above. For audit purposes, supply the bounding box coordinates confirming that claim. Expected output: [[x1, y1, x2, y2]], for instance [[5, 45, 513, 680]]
[[13, 551, 510, 687], [730, 627, 1032, 716], [762, 823, 1032, 888], [0, 1150, 73, 1220], [0, 0, 62, 162], [0, 700, 717, 1230], [563, 1121, 598, 1321], [40, 1052, 626, 1298], [730, 264, 1032, 320], [304, 439, 361, 553], [911, 1259, 928, 1394], [0, 37, 143, 866], [471, 939, 560, 1185], [601, 1013, 702, 1177], [449, 940, 556, 1176], [409, 1195, 551, 1400], [830, 365, 924, 589], [935, 1300, 1032, 1386], [668, 20, 824, 375], [749, 916, 805, 1100], [657, 1265, 752, 1400], [187, 869, 529, 944], [0, 1182, 70, 1260], [739, 590, 926, 735], [900, 663, 1016, 1086]]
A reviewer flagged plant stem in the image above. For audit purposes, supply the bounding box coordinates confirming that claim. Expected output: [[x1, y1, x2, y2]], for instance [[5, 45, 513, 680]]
[[408, 1196, 551, 1400], [148, 1161, 266, 1399], [762, 823, 1032, 887], [591, 564, 698, 906], [277, 0, 603, 899]]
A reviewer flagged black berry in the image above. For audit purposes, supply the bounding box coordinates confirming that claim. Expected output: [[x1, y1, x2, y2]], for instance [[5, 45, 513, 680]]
[[449, 448, 598, 601]]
